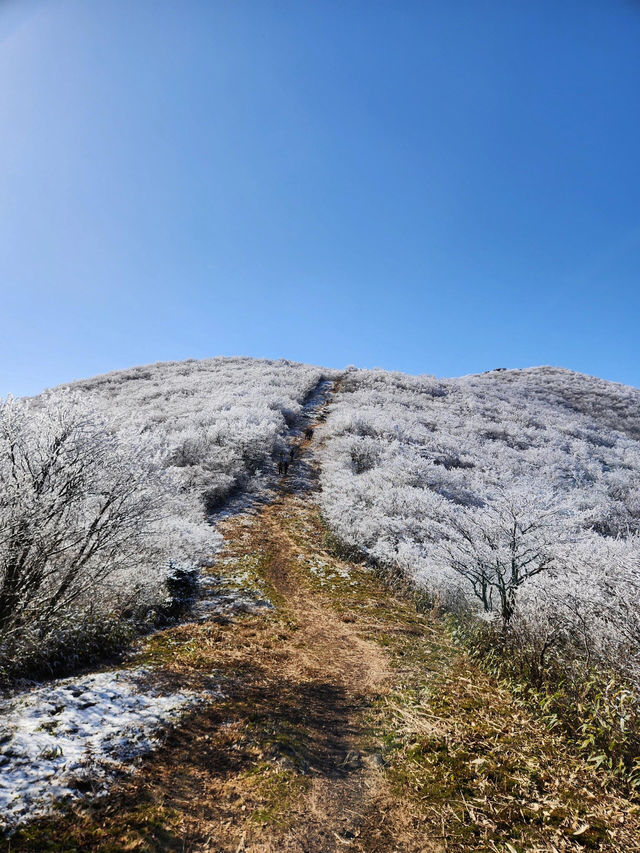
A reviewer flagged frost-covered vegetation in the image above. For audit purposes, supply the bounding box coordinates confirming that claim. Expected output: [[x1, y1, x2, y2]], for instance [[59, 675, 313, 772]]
[[319, 366, 640, 779], [0, 357, 329, 681], [69, 358, 329, 513], [0, 392, 196, 681], [4, 354, 640, 781]]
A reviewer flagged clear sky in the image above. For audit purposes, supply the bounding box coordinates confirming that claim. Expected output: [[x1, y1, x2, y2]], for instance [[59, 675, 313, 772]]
[[1, 0, 639, 396]]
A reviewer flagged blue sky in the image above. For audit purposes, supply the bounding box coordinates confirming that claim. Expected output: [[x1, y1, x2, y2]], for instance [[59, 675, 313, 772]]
[[1, 0, 639, 396]]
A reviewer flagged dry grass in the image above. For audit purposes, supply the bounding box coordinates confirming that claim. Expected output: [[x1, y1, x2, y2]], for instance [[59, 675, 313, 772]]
[[4, 484, 640, 852]]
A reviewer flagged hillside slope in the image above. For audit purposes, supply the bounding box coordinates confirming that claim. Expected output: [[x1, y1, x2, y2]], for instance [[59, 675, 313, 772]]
[[6, 391, 640, 852], [0, 358, 335, 682], [319, 366, 640, 661], [65, 356, 335, 512], [2, 358, 640, 848]]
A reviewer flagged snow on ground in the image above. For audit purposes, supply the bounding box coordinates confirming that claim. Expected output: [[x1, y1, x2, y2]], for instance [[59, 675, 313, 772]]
[[0, 668, 218, 832], [0, 569, 270, 833], [194, 573, 273, 621], [300, 556, 364, 591]]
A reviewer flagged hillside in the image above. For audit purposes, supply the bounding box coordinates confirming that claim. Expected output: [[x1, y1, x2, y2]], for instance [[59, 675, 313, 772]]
[[0, 358, 334, 683], [474, 366, 640, 441], [1, 358, 640, 850], [319, 365, 640, 681], [66, 357, 335, 512]]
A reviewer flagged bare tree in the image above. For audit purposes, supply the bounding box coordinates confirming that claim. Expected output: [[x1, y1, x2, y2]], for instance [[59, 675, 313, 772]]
[[434, 485, 571, 623]]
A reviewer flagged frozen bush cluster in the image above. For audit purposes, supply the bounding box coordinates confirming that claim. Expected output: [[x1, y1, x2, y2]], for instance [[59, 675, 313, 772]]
[[69, 357, 329, 512], [319, 367, 640, 687], [0, 357, 330, 679]]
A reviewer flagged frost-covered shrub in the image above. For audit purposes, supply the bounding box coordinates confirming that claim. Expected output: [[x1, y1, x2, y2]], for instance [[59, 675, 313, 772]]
[[515, 535, 640, 682], [319, 366, 640, 621], [68, 357, 330, 509], [456, 534, 640, 780], [0, 392, 192, 678], [431, 482, 578, 622]]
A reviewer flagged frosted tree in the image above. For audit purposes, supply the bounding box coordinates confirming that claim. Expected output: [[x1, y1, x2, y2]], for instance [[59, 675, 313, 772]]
[[0, 357, 333, 676], [435, 484, 576, 622], [0, 392, 171, 645]]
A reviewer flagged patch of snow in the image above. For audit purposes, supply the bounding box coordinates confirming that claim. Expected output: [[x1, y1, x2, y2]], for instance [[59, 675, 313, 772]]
[[193, 574, 273, 621], [307, 560, 351, 583], [0, 668, 216, 833]]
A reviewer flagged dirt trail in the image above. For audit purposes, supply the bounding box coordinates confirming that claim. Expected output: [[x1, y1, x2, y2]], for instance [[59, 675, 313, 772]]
[[8, 388, 640, 852], [224, 490, 396, 852], [197, 403, 412, 852]]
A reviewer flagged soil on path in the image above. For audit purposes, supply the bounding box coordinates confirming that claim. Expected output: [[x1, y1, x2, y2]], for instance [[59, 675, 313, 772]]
[[7, 408, 640, 852]]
